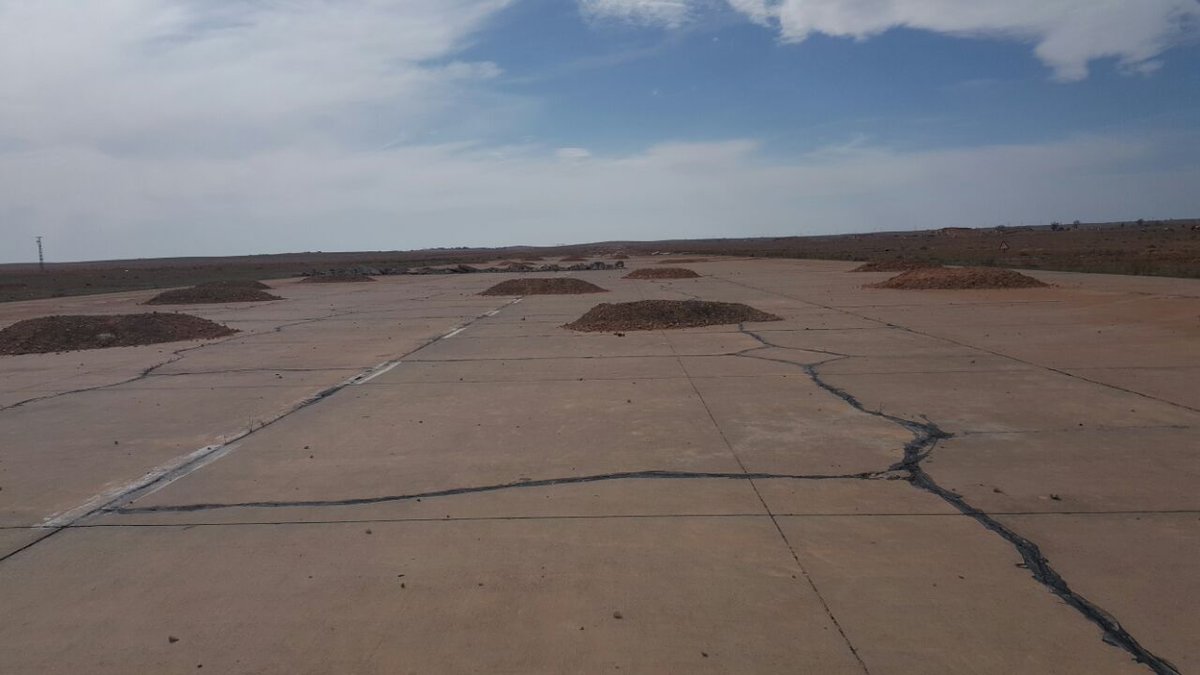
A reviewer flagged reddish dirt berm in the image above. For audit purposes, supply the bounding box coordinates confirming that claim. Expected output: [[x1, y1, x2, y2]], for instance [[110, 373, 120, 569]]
[[624, 268, 701, 279], [565, 300, 780, 332], [146, 285, 281, 304], [481, 278, 608, 296], [869, 267, 1049, 289], [0, 313, 237, 355]]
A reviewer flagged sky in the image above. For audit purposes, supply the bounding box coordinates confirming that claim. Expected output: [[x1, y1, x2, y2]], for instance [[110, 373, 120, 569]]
[[1, 0, 1199, 262]]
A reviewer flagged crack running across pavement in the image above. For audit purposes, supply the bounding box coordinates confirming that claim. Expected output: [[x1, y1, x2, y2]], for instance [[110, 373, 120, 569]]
[[734, 322, 1180, 675], [13, 278, 1183, 673]]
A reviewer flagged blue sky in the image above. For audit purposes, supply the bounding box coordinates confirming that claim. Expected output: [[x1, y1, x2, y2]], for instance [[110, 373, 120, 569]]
[[470, 2, 1200, 153], [1, 0, 1199, 262]]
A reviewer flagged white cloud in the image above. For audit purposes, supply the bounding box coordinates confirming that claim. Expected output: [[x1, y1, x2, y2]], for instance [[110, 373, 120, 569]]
[[579, 0, 693, 28], [587, 0, 1200, 80], [0, 0, 513, 154]]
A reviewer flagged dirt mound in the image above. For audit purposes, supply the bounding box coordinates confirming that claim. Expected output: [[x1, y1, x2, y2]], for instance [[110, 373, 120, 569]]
[[0, 313, 237, 355], [481, 278, 608, 296], [656, 258, 707, 264], [565, 300, 780, 332], [623, 267, 701, 280], [560, 256, 588, 262], [868, 267, 1049, 290], [300, 274, 376, 283], [850, 260, 940, 273], [611, 254, 629, 260], [145, 285, 281, 304]]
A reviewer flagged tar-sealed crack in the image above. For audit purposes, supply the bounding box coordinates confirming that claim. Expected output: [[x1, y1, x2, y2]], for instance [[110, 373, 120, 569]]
[[47, 293, 1181, 672], [735, 324, 1180, 675], [110, 469, 889, 514]]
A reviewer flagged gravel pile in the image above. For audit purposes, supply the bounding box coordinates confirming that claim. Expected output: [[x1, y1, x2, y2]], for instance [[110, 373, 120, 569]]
[[481, 278, 608, 295], [623, 268, 701, 279], [145, 286, 282, 304], [869, 267, 1049, 289], [565, 300, 780, 332], [0, 313, 237, 355]]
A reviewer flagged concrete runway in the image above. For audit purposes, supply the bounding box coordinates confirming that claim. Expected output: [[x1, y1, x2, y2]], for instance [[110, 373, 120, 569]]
[[0, 258, 1196, 674]]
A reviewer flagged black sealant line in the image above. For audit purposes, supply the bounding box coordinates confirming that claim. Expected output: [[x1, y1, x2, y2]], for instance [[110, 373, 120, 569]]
[[6, 508, 1198, 533], [0, 527, 64, 564], [734, 324, 1181, 675], [112, 469, 891, 514]]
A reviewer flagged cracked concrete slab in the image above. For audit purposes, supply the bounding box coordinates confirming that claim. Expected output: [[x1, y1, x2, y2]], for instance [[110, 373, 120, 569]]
[[816, 353, 1036, 375], [383, 355, 688, 383], [1064, 366, 1200, 411], [821, 368, 1199, 434], [116, 377, 748, 511], [0, 528, 45, 559], [91, 478, 768, 526], [752, 476, 957, 516], [148, 320, 455, 372], [686, 372, 912, 475], [996, 513, 1200, 673], [412, 332, 680, 360], [0, 376, 330, 526], [758, 326, 979, 358], [2, 258, 1197, 673], [924, 427, 1200, 513], [0, 519, 867, 674], [777, 515, 1146, 675]]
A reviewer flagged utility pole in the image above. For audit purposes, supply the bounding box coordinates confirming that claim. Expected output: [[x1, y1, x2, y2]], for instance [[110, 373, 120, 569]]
[[36, 236, 45, 272]]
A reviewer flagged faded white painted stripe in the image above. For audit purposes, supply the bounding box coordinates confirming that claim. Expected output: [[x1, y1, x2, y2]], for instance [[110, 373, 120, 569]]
[[38, 293, 526, 529], [351, 360, 403, 385], [40, 442, 233, 528]]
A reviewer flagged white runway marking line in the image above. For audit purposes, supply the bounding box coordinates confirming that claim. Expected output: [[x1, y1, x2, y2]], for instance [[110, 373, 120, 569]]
[[351, 360, 403, 385], [40, 442, 240, 528], [38, 295, 526, 529], [444, 297, 520, 338]]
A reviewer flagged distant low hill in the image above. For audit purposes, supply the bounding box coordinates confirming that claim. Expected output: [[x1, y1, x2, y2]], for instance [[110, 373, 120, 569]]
[[2, 218, 1197, 302]]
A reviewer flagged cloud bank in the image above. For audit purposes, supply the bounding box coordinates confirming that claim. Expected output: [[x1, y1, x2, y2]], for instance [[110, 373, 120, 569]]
[[592, 0, 1200, 80], [0, 0, 512, 154], [5, 133, 1197, 261]]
